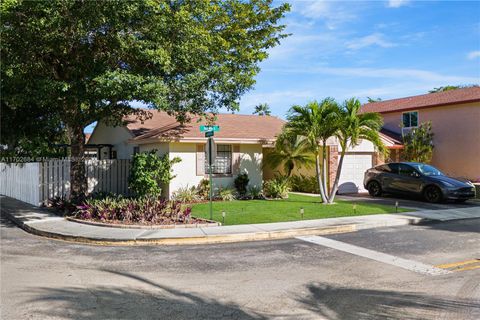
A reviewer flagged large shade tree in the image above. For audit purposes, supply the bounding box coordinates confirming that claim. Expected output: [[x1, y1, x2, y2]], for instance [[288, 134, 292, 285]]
[[1, 0, 289, 200]]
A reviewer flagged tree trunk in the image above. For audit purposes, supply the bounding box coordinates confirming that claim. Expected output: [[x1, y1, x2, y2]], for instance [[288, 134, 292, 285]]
[[321, 143, 332, 204], [315, 154, 327, 203], [68, 125, 87, 202], [329, 147, 346, 202]]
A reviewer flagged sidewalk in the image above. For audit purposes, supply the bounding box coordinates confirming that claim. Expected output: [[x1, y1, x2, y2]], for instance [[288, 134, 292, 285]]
[[1, 196, 479, 246]]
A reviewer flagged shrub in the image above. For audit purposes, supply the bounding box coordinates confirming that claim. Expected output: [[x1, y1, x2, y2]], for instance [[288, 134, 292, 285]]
[[197, 179, 210, 200], [403, 121, 434, 163], [217, 187, 236, 201], [172, 186, 199, 203], [47, 196, 76, 215], [248, 185, 263, 199], [74, 195, 192, 224], [128, 151, 181, 197], [263, 175, 290, 199], [289, 174, 319, 194], [234, 172, 249, 196]]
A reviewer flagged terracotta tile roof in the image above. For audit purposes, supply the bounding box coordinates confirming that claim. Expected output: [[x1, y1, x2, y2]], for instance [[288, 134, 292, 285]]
[[379, 127, 403, 148], [361, 87, 480, 114], [124, 110, 285, 142]]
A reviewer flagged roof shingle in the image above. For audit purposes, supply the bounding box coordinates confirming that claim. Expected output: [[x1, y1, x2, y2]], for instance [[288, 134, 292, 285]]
[[361, 87, 480, 114], [124, 110, 285, 142]]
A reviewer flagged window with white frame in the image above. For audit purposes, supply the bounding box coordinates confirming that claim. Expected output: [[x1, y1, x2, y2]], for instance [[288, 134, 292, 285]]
[[206, 144, 232, 174], [402, 111, 418, 128]]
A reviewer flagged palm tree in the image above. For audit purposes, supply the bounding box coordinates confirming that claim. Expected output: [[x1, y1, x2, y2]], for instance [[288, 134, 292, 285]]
[[286, 99, 340, 203], [253, 103, 271, 116], [264, 132, 315, 177], [329, 98, 386, 201]]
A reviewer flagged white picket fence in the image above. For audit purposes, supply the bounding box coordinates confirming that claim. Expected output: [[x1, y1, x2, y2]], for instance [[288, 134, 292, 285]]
[[0, 159, 131, 206]]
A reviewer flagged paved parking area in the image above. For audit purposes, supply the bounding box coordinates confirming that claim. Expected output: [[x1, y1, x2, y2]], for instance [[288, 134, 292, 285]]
[[1, 215, 479, 319]]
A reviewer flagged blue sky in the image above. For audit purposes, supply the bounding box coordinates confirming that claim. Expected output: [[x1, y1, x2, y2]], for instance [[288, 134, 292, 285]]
[[239, 0, 480, 117], [86, 0, 480, 132]]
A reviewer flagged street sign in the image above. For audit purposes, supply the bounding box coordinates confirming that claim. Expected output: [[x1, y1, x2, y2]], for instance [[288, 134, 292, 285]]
[[206, 137, 216, 166], [200, 125, 220, 132]]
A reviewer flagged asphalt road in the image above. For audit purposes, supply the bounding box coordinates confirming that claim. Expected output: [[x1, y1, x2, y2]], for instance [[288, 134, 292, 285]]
[[1, 215, 479, 320]]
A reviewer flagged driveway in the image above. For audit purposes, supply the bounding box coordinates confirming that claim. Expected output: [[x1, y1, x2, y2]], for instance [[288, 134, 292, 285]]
[[338, 193, 480, 211]]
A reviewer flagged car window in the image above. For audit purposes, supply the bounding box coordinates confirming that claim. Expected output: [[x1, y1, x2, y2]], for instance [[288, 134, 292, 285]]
[[410, 164, 444, 176], [376, 165, 390, 172], [387, 163, 399, 174], [399, 164, 418, 177]]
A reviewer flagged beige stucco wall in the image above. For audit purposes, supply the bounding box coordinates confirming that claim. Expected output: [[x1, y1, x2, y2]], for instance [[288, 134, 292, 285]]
[[89, 122, 135, 159], [168, 142, 264, 198], [381, 102, 480, 180], [140, 143, 169, 156]]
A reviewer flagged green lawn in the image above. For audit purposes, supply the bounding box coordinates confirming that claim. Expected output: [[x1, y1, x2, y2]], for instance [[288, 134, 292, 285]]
[[191, 193, 410, 225]]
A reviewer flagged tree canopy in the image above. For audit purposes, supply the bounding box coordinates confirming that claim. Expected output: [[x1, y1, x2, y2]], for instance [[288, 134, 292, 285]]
[[1, 0, 289, 198], [253, 103, 271, 116], [403, 122, 434, 163], [428, 84, 478, 93]]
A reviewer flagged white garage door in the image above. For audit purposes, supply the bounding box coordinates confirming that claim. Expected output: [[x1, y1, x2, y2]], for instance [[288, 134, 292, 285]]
[[337, 154, 373, 194]]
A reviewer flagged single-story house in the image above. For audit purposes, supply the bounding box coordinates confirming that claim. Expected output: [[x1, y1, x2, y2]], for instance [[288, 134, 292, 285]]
[[362, 86, 480, 181], [89, 110, 401, 196], [89, 111, 285, 198]]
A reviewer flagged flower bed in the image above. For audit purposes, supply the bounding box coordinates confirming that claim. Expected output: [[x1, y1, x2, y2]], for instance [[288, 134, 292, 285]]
[[48, 194, 201, 226]]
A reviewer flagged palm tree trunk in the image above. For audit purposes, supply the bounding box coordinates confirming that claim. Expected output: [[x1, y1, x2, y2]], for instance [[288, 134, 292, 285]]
[[315, 154, 327, 203], [321, 144, 332, 204], [329, 147, 346, 201]]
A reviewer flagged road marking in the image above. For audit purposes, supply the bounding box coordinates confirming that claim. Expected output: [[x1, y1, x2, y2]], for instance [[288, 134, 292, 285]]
[[296, 235, 451, 276], [436, 259, 480, 269], [453, 264, 480, 272]]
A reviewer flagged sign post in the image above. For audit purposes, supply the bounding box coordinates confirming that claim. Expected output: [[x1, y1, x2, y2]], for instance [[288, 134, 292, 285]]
[[200, 125, 220, 221]]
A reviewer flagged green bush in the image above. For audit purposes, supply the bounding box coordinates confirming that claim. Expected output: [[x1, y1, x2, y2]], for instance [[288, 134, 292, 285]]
[[289, 174, 319, 194], [74, 195, 192, 224], [263, 175, 290, 199], [234, 173, 249, 196], [172, 186, 199, 203], [128, 151, 180, 197], [248, 185, 263, 199], [197, 179, 210, 200], [217, 187, 236, 201]]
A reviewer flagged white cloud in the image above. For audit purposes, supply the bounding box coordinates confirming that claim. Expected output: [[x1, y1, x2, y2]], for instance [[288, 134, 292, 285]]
[[294, 1, 357, 30], [263, 66, 479, 83], [346, 33, 396, 50], [467, 51, 480, 60], [387, 0, 410, 8]]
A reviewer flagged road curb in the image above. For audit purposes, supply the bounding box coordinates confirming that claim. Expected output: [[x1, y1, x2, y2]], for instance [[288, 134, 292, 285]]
[[2, 208, 360, 245]]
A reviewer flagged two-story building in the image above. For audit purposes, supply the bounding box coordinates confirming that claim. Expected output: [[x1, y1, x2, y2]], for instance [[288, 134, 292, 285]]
[[362, 87, 480, 181]]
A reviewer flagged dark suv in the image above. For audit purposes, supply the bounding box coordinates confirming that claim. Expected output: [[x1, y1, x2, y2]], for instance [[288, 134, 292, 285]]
[[364, 162, 476, 203]]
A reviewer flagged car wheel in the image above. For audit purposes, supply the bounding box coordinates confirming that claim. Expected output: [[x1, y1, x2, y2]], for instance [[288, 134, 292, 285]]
[[367, 181, 382, 197], [423, 185, 442, 203]]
